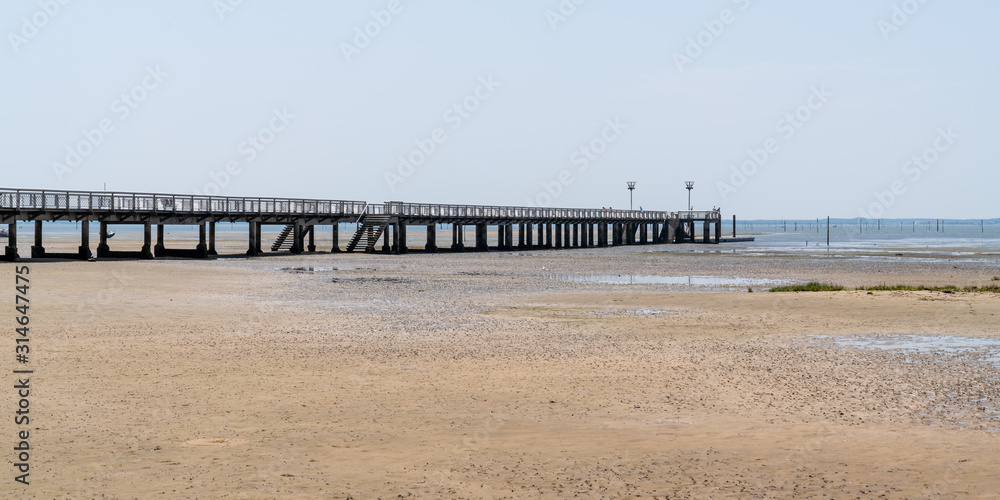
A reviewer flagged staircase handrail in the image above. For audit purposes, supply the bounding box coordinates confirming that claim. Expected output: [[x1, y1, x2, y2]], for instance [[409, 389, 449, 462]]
[[354, 203, 368, 225]]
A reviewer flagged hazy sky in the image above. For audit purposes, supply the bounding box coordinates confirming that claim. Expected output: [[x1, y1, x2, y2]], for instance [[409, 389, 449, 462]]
[[2, 1, 997, 218]]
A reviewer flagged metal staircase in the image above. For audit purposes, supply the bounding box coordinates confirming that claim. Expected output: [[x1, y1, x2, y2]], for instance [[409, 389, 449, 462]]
[[346, 214, 391, 252], [270, 224, 295, 251]]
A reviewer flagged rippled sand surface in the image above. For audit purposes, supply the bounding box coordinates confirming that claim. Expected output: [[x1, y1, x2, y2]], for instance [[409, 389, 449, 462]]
[[10, 243, 1000, 498]]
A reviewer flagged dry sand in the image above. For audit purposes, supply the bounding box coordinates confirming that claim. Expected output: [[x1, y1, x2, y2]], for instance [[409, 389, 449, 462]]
[[4, 243, 1000, 498]]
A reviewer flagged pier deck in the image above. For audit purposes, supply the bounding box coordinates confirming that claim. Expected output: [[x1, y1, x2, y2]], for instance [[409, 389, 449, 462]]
[[0, 188, 724, 261]]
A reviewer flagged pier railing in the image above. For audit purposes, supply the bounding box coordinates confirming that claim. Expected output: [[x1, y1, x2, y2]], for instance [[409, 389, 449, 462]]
[[0, 188, 367, 217], [674, 210, 721, 220], [385, 201, 669, 221], [1, 187, 695, 223]]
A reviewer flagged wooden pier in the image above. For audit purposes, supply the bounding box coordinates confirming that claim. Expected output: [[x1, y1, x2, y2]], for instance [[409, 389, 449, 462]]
[[0, 188, 724, 261]]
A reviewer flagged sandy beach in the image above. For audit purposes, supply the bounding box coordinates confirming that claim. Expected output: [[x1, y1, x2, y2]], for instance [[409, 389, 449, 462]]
[[6, 242, 1000, 498]]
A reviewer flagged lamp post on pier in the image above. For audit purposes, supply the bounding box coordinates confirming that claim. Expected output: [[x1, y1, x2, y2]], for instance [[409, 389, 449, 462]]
[[685, 181, 694, 211], [627, 181, 636, 210]]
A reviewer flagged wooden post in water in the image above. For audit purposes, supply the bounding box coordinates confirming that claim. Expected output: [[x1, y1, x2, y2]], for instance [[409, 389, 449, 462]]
[[733, 215, 736, 238], [826, 216, 830, 246]]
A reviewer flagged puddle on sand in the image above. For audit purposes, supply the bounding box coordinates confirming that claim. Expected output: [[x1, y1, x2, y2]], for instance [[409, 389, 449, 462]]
[[279, 266, 338, 273], [632, 308, 670, 315], [549, 274, 790, 288], [812, 334, 1000, 365]]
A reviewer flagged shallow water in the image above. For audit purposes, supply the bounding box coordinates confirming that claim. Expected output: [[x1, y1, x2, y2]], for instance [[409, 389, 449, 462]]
[[812, 334, 1000, 365], [812, 334, 1000, 425], [549, 274, 790, 288]]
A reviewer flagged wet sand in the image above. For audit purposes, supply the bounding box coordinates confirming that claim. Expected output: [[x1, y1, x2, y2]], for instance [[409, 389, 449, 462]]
[[6, 243, 1000, 498]]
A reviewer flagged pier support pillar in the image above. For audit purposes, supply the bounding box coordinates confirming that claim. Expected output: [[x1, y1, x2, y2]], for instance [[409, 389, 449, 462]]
[[79, 220, 92, 259], [715, 221, 721, 243], [526, 224, 533, 248], [587, 224, 594, 247], [208, 222, 217, 255], [452, 224, 464, 250], [554, 224, 562, 249], [564, 224, 571, 248], [598, 223, 607, 247], [154, 224, 166, 257], [3, 223, 18, 261], [504, 224, 513, 250], [255, 223, 263, 254], [640, 223, 648, 244], [571, 224, 577, 248], [382, 224, 391, 253], [518, 224, 525, 248], [397, 223, 407, 254], [426, 224, 437, 252], [97, 222, 110, 258], [331, 223, 341, 252], [196, 222, 209, 259], [247, 222, 259, 256], [290, 223, 303, 254], [141, 222, 153, 259], [31, 220, 44, 258], [307, 225, 316, 252], [546, 224, 553, 249], [703, 221, 710, 244], [475, 224, 488, 251]]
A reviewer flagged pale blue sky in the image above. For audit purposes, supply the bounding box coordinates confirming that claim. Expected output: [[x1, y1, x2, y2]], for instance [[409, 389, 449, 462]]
[[2, 1, 997, 218]]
